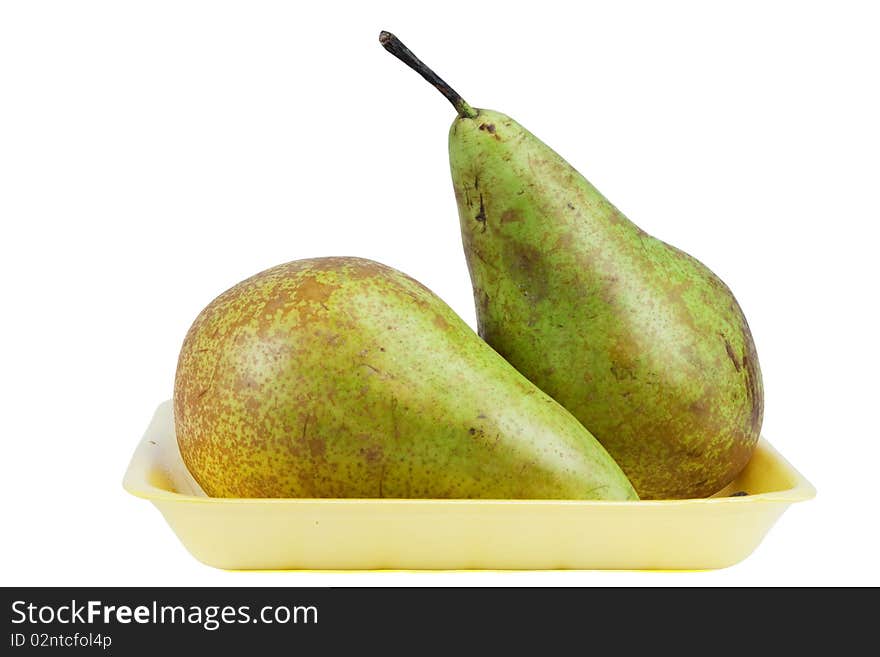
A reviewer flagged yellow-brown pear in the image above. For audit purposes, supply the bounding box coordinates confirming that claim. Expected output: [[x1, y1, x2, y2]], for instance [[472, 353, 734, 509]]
[[174, 257, 637, 500]]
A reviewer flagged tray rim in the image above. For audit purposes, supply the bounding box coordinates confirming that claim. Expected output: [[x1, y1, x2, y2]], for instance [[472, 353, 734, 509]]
[[123, 402, 816, 508]]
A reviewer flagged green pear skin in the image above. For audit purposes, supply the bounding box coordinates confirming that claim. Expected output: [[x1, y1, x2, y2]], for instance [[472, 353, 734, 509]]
[[174, 257, 637, 500], [449, 112, 762, 499], [378, 32, 763, 499]]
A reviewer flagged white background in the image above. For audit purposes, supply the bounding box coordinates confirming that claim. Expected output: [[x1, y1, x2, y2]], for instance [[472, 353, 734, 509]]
[[2, 1, 878, 586]]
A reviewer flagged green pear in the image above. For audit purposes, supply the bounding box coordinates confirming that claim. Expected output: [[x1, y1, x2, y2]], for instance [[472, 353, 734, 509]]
[[174, 257, 637, 500], [380, 32, 763, 499]]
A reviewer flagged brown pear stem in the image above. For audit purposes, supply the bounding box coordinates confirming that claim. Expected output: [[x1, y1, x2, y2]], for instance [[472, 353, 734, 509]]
[[379, 31, 478, 119]]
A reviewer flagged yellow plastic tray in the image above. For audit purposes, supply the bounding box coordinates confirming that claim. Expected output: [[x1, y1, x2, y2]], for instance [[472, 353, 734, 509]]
[[124, 401, 814, 571]]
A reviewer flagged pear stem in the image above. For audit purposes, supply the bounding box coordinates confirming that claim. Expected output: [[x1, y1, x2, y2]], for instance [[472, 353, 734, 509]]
[[379, 31, 478, 119]]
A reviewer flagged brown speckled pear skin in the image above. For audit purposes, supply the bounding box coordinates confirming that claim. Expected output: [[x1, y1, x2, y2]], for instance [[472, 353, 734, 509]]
[[173, 257, 637, 500], [378, 32, 762, 499], [448, 111, 763, 499]]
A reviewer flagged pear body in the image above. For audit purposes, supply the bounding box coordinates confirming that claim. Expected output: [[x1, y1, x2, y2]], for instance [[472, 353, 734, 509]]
[[449, 110, 762, 499], [174, 257, 636, 500]]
